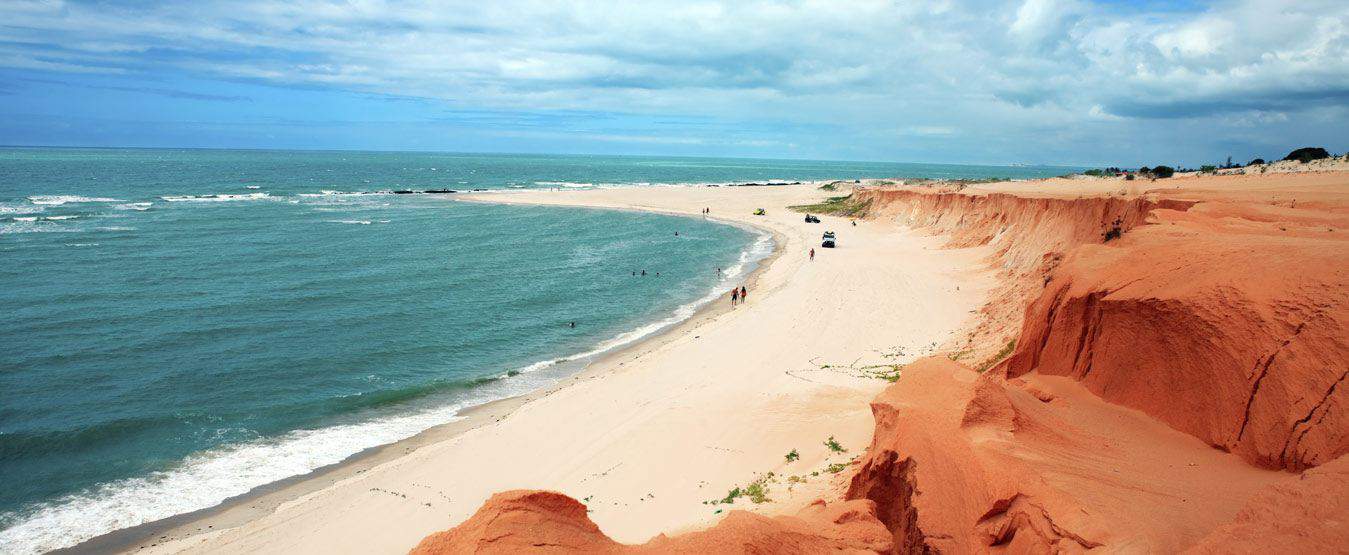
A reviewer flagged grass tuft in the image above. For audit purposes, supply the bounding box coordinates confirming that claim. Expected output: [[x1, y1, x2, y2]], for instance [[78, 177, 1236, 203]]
[[976, 339, 1017, 373], [789, 194, 873, 217]]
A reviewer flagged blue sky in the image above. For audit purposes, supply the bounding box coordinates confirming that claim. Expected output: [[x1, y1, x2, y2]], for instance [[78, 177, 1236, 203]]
[[0, 0, 1345, 166]]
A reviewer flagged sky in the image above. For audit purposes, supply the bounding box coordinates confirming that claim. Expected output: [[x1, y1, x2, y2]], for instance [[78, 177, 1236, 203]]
[[0, 0, 1346, 167]]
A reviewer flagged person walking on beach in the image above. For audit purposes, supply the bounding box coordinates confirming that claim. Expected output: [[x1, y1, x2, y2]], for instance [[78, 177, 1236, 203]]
[[810, 248, 815, 261], [731, 287, 739, 306], [740, 285, 748, 303]]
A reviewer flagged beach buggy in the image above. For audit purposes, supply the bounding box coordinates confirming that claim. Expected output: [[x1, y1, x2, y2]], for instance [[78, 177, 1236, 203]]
[[821, 231, 836, 248]]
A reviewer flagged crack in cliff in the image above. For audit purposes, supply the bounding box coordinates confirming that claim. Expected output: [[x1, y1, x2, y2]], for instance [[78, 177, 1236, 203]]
[[1281, 368, 1349, 469], [846, 451, 926, 553], [1071, 293, 1105, 380], [1237, 323, 1305, 443], [1025, 284, 1071, 376]]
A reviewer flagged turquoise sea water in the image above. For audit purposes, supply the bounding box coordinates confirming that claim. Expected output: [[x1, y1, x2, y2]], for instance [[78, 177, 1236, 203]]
[[0, 148, 1078, 553]]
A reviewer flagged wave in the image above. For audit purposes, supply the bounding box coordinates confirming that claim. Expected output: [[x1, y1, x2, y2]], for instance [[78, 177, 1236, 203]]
[[0, 221, 78, 234], [245, 185, 261, 190], [9, 215, 79, 222], [115, 203, 153, 211], [0, 222, 776, 555], [534, 181, 596, 188], [0, 203, 43, 215], [160, 193, 271, 202], [0, 347, 613, 555], [0, 400, 477, 554], [297, 190, 388, 197], [27, 196, 122, 206], [584, 230, 773, 357]]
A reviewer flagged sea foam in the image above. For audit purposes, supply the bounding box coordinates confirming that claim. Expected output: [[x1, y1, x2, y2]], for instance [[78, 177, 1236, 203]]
[[161, 193, 271, 202], [27, 195, 122, 206]]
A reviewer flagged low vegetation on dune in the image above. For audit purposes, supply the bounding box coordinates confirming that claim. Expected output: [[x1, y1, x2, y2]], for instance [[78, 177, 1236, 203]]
[[1140, 165, 1175, 178], [1283, 147, 1330, 163], [789, 194, 873, 217]]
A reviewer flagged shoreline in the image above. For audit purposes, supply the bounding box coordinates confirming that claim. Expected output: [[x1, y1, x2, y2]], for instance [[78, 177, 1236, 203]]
[[58, 195, 789, 555], [60, 180, 994, 554]]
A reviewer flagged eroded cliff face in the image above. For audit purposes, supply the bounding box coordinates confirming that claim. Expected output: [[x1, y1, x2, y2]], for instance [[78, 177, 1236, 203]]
[[857, 183, 1346, 472], [413, 177, 1347, 554], [854, 187, 1196, 360], [1004, 199, 1347, 470], [409, 490, 892, 554], [844, 178, 1347, 552]]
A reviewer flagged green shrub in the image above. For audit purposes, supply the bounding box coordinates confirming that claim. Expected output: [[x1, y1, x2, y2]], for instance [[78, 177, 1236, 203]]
[[1283, 147, 1330, 163], [789, 194, 872, 217]]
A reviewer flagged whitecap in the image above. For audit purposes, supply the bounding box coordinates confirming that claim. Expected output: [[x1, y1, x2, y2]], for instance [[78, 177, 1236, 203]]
[[0, 400, 478, 555], [27, 195, 121, 206], [297, 191, 386, 198], [0, 223, 777, 555], [160, 193, 270, 202], [0, 203, 43, 215], [534, 181, 593, 188], [114, 203, 152, 211]]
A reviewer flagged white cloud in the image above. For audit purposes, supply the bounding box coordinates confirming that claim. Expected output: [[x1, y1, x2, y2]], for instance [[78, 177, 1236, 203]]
[[0, 0, 1345, 164]]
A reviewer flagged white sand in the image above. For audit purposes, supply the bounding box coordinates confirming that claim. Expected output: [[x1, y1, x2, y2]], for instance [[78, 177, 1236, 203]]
[[141, 183, 994, 554]]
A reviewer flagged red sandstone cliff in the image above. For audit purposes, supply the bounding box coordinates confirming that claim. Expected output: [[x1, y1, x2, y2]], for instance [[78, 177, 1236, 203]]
[[413, 173, 1348, 553], [845, 174, 1347, 552], [409, 490, 891, 554]]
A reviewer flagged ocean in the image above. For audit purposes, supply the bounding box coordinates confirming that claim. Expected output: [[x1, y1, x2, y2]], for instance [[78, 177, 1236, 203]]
[[0, 148, 1078, 553]]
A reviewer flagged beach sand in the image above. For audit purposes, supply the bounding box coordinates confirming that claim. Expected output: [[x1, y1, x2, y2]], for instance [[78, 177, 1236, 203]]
[[121, 183, 995, 553]]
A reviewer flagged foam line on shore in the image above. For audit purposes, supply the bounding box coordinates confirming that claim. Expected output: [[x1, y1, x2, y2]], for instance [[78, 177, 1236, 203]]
[[0, 216, 775, 555]]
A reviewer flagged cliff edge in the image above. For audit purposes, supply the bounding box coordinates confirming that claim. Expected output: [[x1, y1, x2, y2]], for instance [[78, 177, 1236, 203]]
[[413, 172, 1347, 553]]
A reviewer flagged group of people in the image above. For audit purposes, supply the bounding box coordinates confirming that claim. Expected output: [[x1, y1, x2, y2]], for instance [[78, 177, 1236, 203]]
[[730, 285, 749, 306], [701, 207, 711, 215]]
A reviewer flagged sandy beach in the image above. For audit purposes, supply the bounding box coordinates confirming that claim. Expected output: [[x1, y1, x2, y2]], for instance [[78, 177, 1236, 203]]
[[118, 182, 994, 553]]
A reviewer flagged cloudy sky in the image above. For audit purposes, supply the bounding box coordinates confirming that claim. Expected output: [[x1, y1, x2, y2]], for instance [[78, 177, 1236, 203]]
[[1, 0, 1345, 166]]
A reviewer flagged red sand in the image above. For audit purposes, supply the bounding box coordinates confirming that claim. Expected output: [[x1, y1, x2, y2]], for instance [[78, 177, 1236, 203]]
[[412, 172, 1348, 553], [409, 491, 891, 554]]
